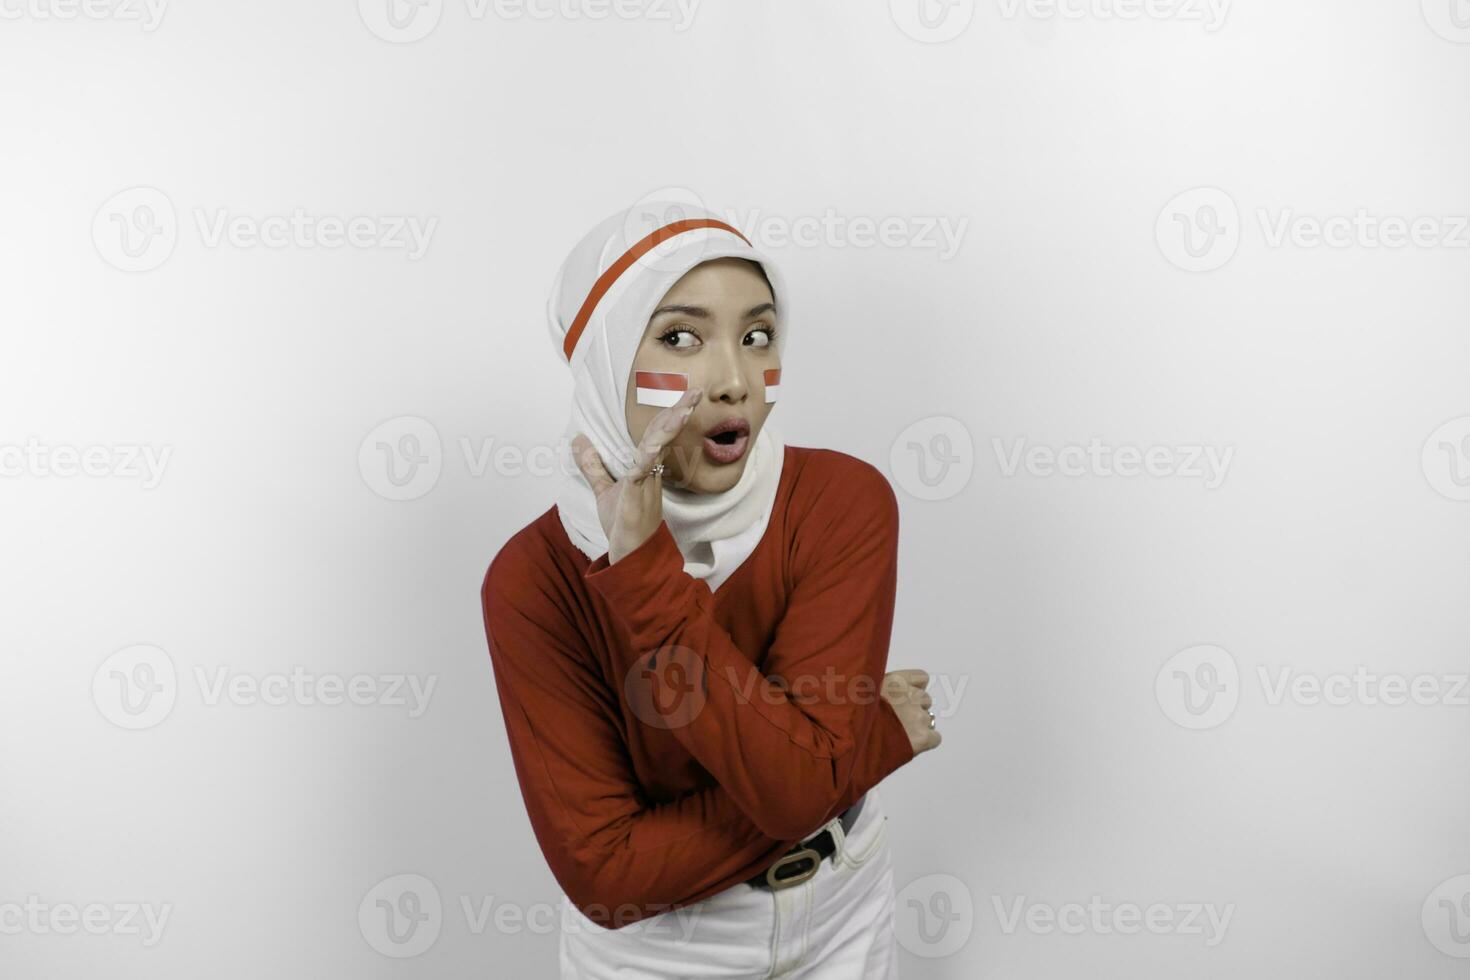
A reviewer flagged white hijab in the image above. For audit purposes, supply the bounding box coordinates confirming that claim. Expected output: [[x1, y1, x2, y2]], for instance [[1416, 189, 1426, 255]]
[[546, 202, 789, 594]]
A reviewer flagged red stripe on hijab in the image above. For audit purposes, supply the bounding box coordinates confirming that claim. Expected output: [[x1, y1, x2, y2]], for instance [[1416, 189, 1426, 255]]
[[562, 218, 752, 361]]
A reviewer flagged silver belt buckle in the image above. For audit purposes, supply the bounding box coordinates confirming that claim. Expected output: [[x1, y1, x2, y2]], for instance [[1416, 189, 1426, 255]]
[[764, 846, 822, 890]]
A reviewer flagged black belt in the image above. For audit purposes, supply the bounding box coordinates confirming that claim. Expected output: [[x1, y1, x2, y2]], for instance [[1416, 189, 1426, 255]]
[[744, 795, 866, 891]]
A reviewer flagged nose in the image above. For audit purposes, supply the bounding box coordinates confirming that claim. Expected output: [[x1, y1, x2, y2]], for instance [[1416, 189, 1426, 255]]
[[701, 340, 748, 405]]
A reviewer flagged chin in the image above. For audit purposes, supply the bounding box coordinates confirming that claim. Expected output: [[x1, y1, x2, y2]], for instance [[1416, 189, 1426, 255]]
[[683, 459, 746, 494]]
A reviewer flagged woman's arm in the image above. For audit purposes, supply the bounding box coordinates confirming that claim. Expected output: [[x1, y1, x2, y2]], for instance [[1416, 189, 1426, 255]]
[[481, 546, 912, 930], [583, 458, 912, 841]]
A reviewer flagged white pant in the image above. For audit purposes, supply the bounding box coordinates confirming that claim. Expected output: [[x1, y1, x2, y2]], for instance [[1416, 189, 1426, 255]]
[[558, 786, 899, 979]]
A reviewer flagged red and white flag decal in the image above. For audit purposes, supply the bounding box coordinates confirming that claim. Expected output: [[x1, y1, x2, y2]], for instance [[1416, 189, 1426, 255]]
[[764, 368, 781, 404], [634, 370, 688, 407]]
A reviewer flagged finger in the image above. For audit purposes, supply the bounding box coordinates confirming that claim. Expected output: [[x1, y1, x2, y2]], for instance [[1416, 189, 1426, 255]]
[[889, 668, 930, 689], [631, 387, 703, 478], [571, 433, 616, 497]]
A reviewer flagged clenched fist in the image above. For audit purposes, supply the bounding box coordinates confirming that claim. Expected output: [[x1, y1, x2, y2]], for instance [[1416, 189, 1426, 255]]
[[881, 668, 942, 757]]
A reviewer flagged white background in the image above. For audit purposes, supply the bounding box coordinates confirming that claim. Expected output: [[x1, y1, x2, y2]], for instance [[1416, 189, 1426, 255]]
[[3, 0, 1469, 976]]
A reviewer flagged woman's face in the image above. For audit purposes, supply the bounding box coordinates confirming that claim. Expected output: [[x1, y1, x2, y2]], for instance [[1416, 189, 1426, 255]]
[[624, 257, 780, 494]]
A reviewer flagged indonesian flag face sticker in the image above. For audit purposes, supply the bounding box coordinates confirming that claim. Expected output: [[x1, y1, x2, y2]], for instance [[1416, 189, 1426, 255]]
[[764, 368, 781, 404], [634, 370, 688, 408]]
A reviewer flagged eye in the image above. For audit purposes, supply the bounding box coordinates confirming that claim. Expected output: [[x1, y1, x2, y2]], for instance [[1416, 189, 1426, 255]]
[[744, 324, 776, 347], [658, 327, 700, 350]]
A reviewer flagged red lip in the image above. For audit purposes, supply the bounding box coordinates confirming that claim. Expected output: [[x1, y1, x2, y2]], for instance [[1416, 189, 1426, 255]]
[[702, 417, 751, 439], [701, 417, 751, 464]]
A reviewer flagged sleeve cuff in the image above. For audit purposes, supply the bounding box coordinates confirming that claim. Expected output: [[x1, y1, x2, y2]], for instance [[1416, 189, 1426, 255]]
[[584, 521, 709, 642], [873, 698, 915, 776]]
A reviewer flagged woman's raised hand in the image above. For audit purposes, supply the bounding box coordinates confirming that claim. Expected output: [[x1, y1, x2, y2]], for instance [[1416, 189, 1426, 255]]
[[571, 387, 704, 565], [881, 669, 942, 757]]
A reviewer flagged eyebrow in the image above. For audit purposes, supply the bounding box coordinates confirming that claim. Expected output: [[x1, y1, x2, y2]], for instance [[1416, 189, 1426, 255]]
[[650, 302, 776, 320]]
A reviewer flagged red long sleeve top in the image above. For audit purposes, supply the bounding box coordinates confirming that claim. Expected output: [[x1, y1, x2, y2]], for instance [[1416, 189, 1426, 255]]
[[479, 444, 915, 929]]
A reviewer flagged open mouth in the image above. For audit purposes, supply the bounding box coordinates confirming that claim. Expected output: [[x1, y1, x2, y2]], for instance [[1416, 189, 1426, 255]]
[[701, 418, 751, 464]]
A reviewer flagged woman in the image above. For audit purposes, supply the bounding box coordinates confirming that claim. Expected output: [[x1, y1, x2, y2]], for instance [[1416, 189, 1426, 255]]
[[481, 201, 943, 978]]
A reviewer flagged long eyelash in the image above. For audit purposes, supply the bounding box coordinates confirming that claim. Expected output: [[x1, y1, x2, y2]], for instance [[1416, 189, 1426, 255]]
[[658, 324, 777, 345]]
